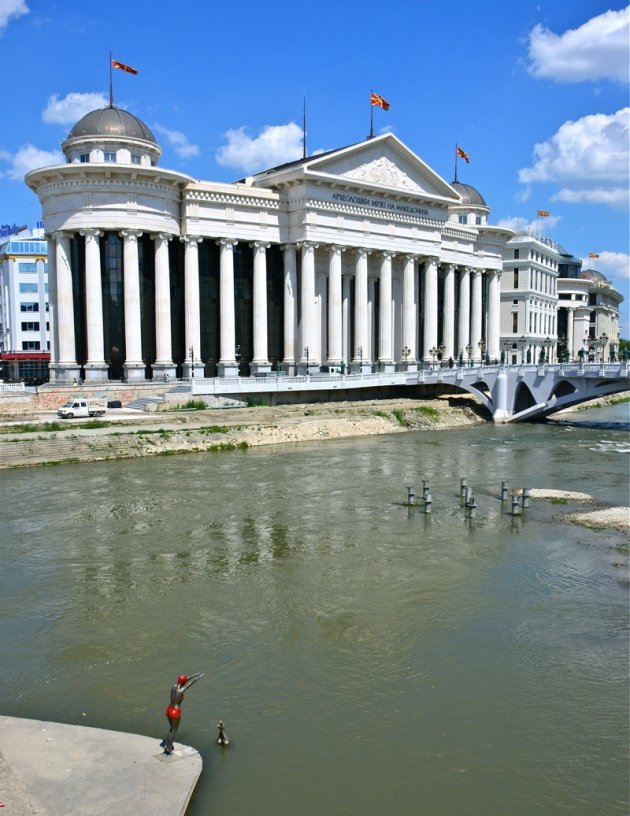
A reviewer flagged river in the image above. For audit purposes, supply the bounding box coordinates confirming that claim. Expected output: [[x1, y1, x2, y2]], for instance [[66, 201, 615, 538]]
[[1, 403, 628, 815]]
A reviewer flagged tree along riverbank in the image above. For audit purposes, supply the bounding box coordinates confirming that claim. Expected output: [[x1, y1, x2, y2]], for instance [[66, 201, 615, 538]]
[[0, 396, 487, 471]]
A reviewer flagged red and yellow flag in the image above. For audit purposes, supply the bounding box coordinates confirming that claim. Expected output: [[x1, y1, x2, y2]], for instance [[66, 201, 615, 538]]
[[589, 252, 600, 258], [537, 209, 550, 217], [456, 145, 470, 163], [112, 59, 138, 75], [370, 91, 390, 111]]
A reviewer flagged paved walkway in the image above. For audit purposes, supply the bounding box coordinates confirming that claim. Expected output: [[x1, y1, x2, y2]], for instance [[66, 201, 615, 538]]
[[0, 716, 202, 815]]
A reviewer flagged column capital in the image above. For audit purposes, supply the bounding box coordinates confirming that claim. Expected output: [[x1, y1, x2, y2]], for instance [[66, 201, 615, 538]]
[[297, 241, 319, 252], [379, 250, 396, 261], [353, 247, 372, 259], [471, 267, 484, 277], [250, 241, 271, 252], [441, 262, 455, 272], [80, 228, 103, 239], [404, 253, 417, 263], [51, 230, 69, 242], [330, 244, 346, 255], [281, 243, 297, 253], [120, 229, 143, 242], [181, 234, 203, 247], [423, 255, 440, 265], [150, 232, 174, 243], [217, 237, 238, 249]]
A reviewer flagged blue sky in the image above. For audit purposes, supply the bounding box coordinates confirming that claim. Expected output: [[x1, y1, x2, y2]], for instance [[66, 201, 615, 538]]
[[1, 0, 628, 332]]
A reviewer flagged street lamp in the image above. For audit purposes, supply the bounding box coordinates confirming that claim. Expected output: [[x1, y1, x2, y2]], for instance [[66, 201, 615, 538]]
[[502, 340, 511, 366], [599, 332, 608, 362], [518, 335, 527, 365], [543, 336, 552, 364], [235, 344, 242, 375], [189, 346, 195, 379], [429, 346, 437, 367], [478, 339, 487, 364], [465, 343, 473, 366], [304, 346, 310, 374], [438, 343, 446, 366], [358, 346, 363, 368], [402, 346, 411, 367]]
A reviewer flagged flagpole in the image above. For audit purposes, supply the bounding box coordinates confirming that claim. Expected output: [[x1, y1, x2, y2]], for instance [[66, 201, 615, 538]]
[[109, 51, 113, 108], [303, 97, 307, 159], [454, 144, 458, 183], [369, 90, 374, 139]]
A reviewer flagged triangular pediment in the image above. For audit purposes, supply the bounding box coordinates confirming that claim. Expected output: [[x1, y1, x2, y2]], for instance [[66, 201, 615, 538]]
[[303, 135, 458, 201]]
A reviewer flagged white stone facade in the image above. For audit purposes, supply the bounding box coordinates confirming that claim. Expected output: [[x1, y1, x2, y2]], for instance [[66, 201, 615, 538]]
[[26, 109, 513, 383]]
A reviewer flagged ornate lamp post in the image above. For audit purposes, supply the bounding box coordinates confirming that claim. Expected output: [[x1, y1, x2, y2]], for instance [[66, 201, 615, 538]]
[[235, 344, 242, 375], [543, 335, 552, 364], [358, 346, 363, 369], [189, 346, 195, 380], [599, 332, 608, 362], [429, 346, 437, 367], [438, 343, 446, 366], [402, 346, 411, 368], [465, 343, 473, 367], [478, 338, 487, 365], [304, 346, 309, 374], [518, 335, 527, 365]]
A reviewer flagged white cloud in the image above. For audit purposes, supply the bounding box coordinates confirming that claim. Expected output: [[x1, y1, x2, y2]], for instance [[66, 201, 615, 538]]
[[527, 7, 630, 83], [216, 123, 304, 174], [0, 0, 28, 32], [496, 214, 561, 233], [0, 144, 64, 179], [581, 250, 630, 282], [519, 108, 629, 210], [42, 92, 108, 125], [153, 124, 200, 159]]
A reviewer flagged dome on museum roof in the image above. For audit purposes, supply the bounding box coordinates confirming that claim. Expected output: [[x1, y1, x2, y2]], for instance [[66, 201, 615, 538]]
[[451, 181, 487, 207], [67, 106, 156, 143]]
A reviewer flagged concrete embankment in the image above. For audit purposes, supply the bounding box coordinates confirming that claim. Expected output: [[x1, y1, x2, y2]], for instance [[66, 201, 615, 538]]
[[0, 716, 201, 815]]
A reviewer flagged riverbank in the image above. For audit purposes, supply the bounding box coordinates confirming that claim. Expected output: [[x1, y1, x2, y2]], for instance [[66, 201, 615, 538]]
[[0, 395, 486, 470]]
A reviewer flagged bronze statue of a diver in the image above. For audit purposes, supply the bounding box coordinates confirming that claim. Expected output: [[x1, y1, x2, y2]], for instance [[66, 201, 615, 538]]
[[161, 672, 204, 754]]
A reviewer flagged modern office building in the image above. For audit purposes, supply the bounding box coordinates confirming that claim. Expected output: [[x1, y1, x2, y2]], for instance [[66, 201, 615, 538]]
[[25, 105, 513, 384], [500, 232, 561, 364], [0, 224, 51, 382]]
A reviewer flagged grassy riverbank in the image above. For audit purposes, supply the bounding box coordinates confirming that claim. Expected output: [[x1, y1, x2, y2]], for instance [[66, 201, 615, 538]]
[[0, 396, 486, 470]]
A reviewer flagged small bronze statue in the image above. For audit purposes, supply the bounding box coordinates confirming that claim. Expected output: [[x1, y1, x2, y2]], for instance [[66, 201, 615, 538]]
[[217, 720, 229, 746], [160, 672, 204, 755]]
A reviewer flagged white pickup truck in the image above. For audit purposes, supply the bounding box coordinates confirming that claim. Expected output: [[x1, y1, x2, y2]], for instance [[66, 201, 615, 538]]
[[57, 399, 106, 419]]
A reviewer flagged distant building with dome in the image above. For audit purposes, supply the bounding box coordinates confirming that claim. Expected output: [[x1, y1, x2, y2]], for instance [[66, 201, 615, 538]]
[[26, 104, 516, 383]]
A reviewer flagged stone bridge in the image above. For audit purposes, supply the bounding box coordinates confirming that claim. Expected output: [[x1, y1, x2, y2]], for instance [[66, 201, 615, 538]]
[[191, 362, 630, 423]]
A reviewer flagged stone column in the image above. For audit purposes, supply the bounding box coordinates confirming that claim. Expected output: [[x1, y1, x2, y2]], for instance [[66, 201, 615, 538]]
[[298, 242, 319, 372], [181, 235, 204, 378], [442, 263, 455, 362], [378, 251, 395, 371], [152, 233, 175, 380], [470, 269, 483, 361], [120, 229, 145, 382], [422, 256, 439, 364], [51, 231, 80, 382], [45, 235, 59, 379], [402, 254, 417, 368], [458, 267, 471, 359], [486, 270, 501, 362], [80, 228, 107, 381], [249, 241, 271, 374], [327, 246, 344, 365], [573, 306, 590, 360], [566, 307, 575, 360], [353, 248, 370, 371], [342, 275, 350, 370], [282, 245, 297, 373], [217, 238, 238, 376]]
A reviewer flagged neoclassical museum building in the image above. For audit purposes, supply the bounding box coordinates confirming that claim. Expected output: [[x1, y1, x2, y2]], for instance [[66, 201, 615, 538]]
[[26, 106, 514, 383]]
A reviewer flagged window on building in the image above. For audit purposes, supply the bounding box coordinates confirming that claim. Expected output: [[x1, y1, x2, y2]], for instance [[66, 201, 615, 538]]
[[80, 154, 90, 163], [458, 215, 467, 225], [19, 283, 38, 293], [512, 313, 518, 332], [20, 302, 39, 312], [513, 299, 518, 305], [513, 270, 518, 288], [21, 341, 40, 350], [18, 262, 37, 273], [475, 216, 482, 225], [21, 321, 40, 331], [104, 152, 116, 163], [131, 154, 141, 165], [514, 249, 520, 259]]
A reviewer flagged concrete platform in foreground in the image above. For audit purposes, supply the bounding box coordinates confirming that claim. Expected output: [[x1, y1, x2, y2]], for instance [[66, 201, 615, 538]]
[[0, 716, 202, 815]]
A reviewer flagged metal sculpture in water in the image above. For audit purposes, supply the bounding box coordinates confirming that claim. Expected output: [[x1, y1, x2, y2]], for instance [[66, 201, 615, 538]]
[[161, 672, 204, 754]]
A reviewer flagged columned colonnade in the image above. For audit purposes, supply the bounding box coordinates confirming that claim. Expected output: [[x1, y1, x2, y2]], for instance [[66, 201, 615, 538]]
[[46, 229, 502, 383]]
